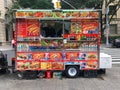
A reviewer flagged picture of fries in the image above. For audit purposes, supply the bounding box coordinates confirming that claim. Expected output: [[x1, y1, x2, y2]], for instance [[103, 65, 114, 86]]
[[27, 20, 40, 36]]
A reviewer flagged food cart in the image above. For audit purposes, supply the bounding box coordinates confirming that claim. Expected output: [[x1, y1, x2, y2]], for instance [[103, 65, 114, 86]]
[[15, 9, 103, 78]]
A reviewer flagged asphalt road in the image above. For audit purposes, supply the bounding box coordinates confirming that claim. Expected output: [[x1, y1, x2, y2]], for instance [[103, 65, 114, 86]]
[[0, 65, 120, 90]]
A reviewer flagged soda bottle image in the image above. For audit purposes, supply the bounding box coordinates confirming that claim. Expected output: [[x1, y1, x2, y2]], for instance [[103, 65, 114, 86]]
[[28, 53, 32, 60], [45, 53, 49, 60], [62, 50, 66, 60]]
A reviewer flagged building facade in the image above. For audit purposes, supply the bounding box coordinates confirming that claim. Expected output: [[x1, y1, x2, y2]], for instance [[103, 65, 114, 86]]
[[0, 0, 13, 45], [109, 0, 120, 36], [103, 0, 120, 37]]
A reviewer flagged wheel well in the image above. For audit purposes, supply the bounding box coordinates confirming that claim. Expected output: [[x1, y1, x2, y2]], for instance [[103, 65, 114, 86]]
[[65, 65, 80, 70]]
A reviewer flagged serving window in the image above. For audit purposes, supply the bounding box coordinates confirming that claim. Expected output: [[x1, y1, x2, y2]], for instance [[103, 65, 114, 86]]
[[40, 20, 71, 38]]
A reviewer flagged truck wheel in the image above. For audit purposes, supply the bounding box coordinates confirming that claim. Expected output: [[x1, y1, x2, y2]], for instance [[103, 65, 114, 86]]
[[65, 66, 79, 78]]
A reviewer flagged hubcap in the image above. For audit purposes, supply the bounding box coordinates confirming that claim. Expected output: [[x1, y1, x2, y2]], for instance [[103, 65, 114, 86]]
[[68, 67, 77, 76]]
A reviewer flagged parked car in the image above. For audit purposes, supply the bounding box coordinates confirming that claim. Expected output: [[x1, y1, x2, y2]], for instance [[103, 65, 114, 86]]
[[112, 38, 120, 48], [0, 51, 8, 74]]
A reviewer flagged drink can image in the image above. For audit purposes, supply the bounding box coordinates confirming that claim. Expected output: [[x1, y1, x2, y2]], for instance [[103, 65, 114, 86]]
[[28, 53, 32, 60]]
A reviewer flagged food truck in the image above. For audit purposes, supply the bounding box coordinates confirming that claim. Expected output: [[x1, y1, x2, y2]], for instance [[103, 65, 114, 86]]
[[15, 9, 108, 78]]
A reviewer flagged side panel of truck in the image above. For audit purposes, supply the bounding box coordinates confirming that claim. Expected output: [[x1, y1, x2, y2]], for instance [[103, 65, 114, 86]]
[[15, 10, 100, 74]]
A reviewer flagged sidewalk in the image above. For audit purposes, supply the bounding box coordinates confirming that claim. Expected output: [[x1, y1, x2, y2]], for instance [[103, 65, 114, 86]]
[[0, 45, 14, 51], [100, 44, 112, 49]]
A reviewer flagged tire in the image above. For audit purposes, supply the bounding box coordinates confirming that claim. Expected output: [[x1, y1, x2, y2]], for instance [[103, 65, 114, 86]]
[[65, 66, 79, 78]]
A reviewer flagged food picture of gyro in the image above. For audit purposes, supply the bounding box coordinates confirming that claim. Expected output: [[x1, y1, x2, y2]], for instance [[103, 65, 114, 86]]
[[17, 53, 28, 60], [33, 53, 45, 60], [49, 53, 62, 60]]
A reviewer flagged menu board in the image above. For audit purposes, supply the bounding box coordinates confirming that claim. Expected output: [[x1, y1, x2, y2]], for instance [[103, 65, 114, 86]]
[[16, 11, 99, 18], [17, 61, 40, 70], [70, 21, 82, 34], [82, 20, 99, 34], [27, 19, 40, 36], [16, 19, 27, 37]]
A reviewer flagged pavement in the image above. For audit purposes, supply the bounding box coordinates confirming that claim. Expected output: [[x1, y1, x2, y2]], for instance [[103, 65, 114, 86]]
[[0, 45, 14, 51], [0, 65, 120, 90]]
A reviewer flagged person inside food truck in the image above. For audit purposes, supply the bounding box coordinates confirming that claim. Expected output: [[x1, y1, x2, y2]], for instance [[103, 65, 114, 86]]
[[43, 24, 56, 37]]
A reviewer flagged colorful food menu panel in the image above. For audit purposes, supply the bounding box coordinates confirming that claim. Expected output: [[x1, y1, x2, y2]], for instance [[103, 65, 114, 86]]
[[17, 61, 40, 70], [17, 40, 63, 52], [70, 22, 82, 34], [16, 19, 40, 38], [17, 52, 98, 61], [80, 61, 98, 69], [82, 20, 99, 34], [17, 61, 64, 70], [16, 19, 27, 37], [16, 11, 99, 18], [16, 52, 98, 70], [27, 19, 40, 36]]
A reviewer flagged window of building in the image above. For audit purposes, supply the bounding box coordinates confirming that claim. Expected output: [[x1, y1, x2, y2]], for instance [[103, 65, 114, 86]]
[[109, 24, 117, 34], [4, 0, 8, 8], [109, 5, 117, 15], [5, 27, 9, 41]]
